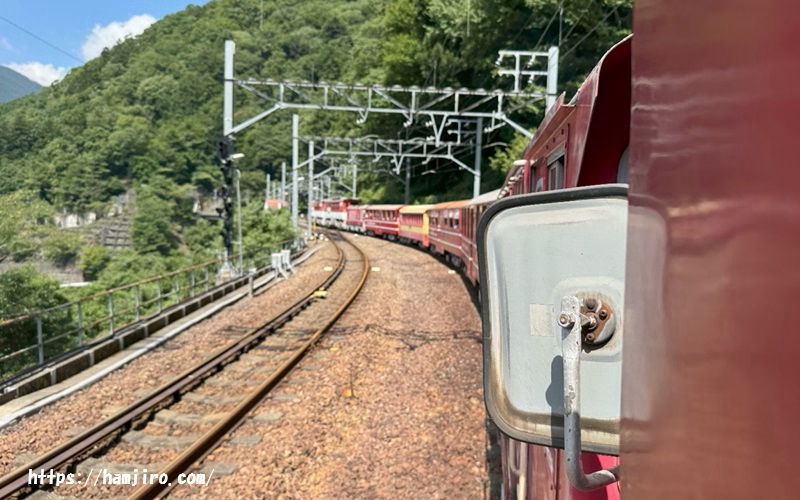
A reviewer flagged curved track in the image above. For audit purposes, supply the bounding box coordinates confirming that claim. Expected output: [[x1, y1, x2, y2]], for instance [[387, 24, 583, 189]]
[[0, 232, 368, 499]]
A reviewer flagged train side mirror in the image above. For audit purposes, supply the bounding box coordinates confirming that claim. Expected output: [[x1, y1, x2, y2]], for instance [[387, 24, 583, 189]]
[[478, 185, 627, 490]]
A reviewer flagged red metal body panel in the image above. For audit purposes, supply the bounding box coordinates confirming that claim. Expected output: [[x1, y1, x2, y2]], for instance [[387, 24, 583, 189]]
[[345, 206, 365, 232], [462, 189, 501, 285], [497, 37, 632, 500], [621, 2, 800, 497], [427, 200, 468, 262], [264, 199, 289, 209], [311, 198, 359, 227], [362, 204, 404, 238]]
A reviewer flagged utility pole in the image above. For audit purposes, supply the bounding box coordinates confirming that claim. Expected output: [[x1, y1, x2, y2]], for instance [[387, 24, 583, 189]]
[[281, 161, 286, 203], [291, 114, 299, 230], [235, 168, 243, 273], [547, 46, 559, 111], [352, 162, 357, 198], [265, 173, 271, 210], [474, 117, 483, 197], [215, 136, 235, 276], [307, 140, 314, 239], [223, 41, 234, 136], [404, 159, 411, 204]]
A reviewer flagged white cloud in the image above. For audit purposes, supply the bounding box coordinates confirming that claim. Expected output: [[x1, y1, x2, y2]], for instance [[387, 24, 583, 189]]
[[80, 14, 156, 61], [0, 37, 12, 52], [5, 62, 68, 86]]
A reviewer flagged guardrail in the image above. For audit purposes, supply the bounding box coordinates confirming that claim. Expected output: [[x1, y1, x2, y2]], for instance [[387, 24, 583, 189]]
[[0, 238, 303, 379]]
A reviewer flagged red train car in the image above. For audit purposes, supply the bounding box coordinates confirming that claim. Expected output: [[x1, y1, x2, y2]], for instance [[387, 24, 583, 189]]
[[264, 198, 289, 210], [311, 198, 359, 228], [345, 205, 365, 233], [361, 204, 404, 239], [491, 35, 632, 500], [460, 189, 500, 286], [427, 200, 468, 266]]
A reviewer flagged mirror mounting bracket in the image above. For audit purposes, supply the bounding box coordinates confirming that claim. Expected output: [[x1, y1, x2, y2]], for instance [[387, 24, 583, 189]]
[[560, 295, 621, 491]]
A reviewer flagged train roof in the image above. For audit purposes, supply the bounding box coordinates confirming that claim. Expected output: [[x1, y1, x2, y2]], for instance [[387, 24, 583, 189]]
[[512, 35, 632, 188], [429, 200, 469, 210], [318, 198, 359, 203], [361, 204, 405, 211], [464, 189, 501, 207], [399, 204, 433, 215]]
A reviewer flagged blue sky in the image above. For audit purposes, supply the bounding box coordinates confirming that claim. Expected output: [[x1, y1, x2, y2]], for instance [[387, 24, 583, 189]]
[[0, 1, 210, 85]]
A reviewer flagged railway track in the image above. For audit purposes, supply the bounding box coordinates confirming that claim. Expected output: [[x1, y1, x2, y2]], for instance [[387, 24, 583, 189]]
[[0, 231, 368, 499]]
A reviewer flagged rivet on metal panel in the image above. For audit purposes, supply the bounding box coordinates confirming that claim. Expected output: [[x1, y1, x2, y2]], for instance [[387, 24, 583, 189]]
[[579, 298, 614, 345]]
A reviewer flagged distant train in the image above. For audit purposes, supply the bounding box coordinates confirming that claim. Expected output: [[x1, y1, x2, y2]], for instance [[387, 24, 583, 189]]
[[306, 35, 632, 500]]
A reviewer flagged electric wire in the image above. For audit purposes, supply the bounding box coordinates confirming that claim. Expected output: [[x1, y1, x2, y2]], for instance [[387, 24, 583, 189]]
[[560, 4, 621, 60], [0, 15, 82, 63], [559, 0, 598, 48]]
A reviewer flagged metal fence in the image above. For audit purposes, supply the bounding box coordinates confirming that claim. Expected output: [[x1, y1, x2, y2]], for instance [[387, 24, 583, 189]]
[[0, 238, 302, 378]]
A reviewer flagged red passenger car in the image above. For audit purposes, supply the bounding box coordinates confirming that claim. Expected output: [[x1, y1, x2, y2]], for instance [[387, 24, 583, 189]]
[[361, 204, 404, 239], [461, 189, 500, 286], [427, 200, 468, 267], [492, 35, 632, 500], [345, 205, 365, 233]]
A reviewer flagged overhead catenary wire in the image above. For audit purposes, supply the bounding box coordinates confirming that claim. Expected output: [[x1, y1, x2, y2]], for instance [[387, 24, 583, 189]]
[[560, 4, 621, 60], [559, 0, 598, 47], [0, 15, 82, 63]]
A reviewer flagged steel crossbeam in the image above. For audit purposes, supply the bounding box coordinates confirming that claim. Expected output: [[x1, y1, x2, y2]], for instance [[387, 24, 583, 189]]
[[223, 41, 543, 140]]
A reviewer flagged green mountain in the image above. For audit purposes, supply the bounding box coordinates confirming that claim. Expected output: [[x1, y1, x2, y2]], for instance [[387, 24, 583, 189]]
[[0, 66, 41, 103], [0, 0, 630, 252]]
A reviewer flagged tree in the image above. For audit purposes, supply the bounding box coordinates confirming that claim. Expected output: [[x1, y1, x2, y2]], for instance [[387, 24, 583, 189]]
[[0, 266, 72, 375], [0, 191, 55, 263], [241, 201, 296, 250], [78, 245, 112, 280], [41, 231, 82, 268], [130, 187, 179, 255]]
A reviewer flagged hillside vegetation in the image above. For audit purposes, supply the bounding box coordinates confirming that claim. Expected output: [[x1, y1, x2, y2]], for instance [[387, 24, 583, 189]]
[[0, 0, 630, 304], [0, 66, 41, 103]]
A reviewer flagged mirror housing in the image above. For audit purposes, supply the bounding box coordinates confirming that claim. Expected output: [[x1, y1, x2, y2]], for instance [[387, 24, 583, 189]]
[[478, 184, 628, 456]]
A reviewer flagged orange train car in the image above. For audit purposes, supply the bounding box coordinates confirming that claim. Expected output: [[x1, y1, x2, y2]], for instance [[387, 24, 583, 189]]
[[398, 205, 432, 247]]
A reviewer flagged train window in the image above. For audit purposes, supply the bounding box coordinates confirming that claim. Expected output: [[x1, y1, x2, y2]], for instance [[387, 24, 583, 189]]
[[547, 146, 565, 190], [616, 146, 630, 184], [548, 160, 563, 190]]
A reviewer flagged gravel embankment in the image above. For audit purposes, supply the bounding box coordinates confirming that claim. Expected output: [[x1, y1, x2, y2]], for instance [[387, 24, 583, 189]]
[[0, 241, 338, 476], [172, 234, 487, 499]]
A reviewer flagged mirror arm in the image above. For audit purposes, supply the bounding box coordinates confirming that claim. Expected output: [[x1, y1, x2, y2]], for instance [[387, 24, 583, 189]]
[[561, 295, 621, 491]]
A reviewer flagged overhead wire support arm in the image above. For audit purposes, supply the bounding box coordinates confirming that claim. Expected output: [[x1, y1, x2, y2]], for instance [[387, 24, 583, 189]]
[[223, 39, 543, 138]]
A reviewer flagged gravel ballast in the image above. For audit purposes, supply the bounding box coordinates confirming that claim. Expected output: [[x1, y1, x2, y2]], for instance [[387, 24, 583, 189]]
[[0, 241, 339, 477], [172, 234, 487, 499]]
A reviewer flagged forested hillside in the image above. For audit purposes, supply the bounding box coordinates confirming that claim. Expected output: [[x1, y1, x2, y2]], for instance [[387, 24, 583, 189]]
[[0, 0, 630, 289], [0, 66, 41, 103]]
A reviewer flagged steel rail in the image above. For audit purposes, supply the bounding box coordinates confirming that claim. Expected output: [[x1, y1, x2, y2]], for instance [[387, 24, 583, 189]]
[[0, 244, 307, 399], [0, 238, 349, 498], [129, 231, 369, 498]]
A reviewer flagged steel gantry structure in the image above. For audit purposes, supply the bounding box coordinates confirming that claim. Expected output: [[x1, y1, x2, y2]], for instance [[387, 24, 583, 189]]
[[221, 39, 559, 231], [287, 128, 481, 230], [223, 40, 556, 141], [303, 135, 480, 205]]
